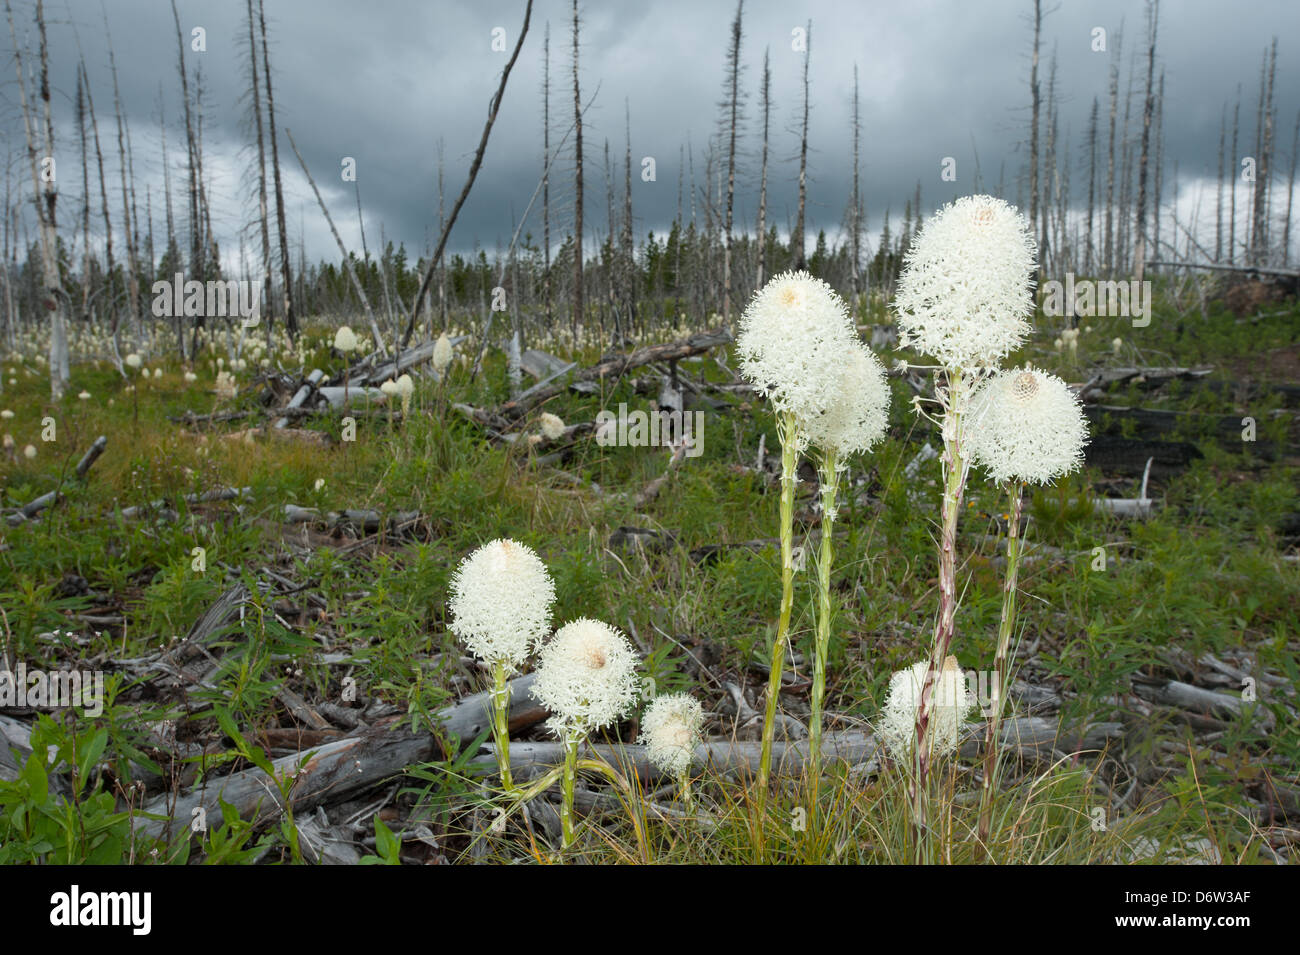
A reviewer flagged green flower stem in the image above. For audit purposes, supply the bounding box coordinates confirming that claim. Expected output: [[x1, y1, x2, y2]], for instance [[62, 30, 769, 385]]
[[979, 482, 1024, 846], [490, 661, 513, 792], [679, 773, 694, 814], [911, 372, 972, 831], [809, 451, 840, 797], [757, 413, 801, 811], [561, 731, 580, 849]]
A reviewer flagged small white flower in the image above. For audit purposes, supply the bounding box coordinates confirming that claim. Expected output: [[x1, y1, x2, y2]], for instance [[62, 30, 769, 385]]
[[395, 374, 414, 415], [0, 409, 13, 419], [966, 366, 1089, 485], [23, 444, 37, 460], [184, 371, 198, 382], [639, 693, 704, 778], [313, 478, 326, 492], [878, 656, 973, 757], [334, 326, 358, 353], [379, 379, 398, 400], [124, 353, 142, 369], [893, 195, 1037, 371], [539, 412, 566, 441], [77, 390, 90, 400], [448, 539, 556, 670], [433, 332, 454, 376], [532, 618, 640, 737], [1112, 337, 1123, 354]]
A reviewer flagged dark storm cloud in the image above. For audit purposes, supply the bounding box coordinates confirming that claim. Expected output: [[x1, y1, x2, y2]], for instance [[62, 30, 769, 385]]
[[6, 0, 1297, 270]]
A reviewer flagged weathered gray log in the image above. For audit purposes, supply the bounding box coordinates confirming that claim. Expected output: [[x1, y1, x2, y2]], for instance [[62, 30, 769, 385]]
[[315, 385, 390, 409], [480, 717, 1127, 784], [74, 435, 108, 479], [119, 486, 250, 520], [133, 674, 545, 842], [353, 335, 468, 387], [497, 327, 732, 420], [274, 369, 325, 429], [5, 435, 108, 525], [521, 348, 572, 380]]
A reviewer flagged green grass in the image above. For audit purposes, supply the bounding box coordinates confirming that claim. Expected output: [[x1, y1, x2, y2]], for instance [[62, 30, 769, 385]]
[[0, 279, 1296, 863]]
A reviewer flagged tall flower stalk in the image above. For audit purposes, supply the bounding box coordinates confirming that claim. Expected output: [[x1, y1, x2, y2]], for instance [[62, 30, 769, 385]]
[[803, 343, 890, 796], [735, 272, 858, 820], [757, 411, 800, 806], [892, 196, 1037, 831], [965, 367, 1088, 846]]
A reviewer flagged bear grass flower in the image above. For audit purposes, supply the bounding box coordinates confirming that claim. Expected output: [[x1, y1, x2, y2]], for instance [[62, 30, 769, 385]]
[[539, 412, 566, 441], [333, 325, 357, 353], [395, 373, 414, 416], [532, 618, 639, 738], [878, 656, 973, 759], [966, 367, 1088, 487], [639, 693, 704, 805], [449, 538, 556, 792], [449, 538, 555, 671], [736, 270, 861, 814], [893, 195, 1037, 371], [433, 332, 454, 377], [966, 366, 1088, 842], [532, 617, 640, 847], [737, 270, 858, 429], [802, 343, 891, 462], [124, 353, 141, 369], [891, 196, 1038, 833]]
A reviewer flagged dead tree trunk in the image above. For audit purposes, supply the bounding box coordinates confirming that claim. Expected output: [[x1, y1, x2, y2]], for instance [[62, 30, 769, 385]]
[[792, 20, 811, 271], [6, 0, 69, 397], [720, 0, 743, 326], [571, 0, 584, 337], [259, 0, 297, 337], [542, 23, 552, 329], [246, 0, 273, 342], [1104, 25, 1122, 275], [1133, 0, 1158, 282], [1028, 0, 1042, 280], [756, 47, 771, 291]]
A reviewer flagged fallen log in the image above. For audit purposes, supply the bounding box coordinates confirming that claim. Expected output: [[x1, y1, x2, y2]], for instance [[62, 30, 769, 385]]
[[274, 369, 325, 429], [133, 674, 546, 843], [5, 435, 108, 526], [497, 327, 732, 420]]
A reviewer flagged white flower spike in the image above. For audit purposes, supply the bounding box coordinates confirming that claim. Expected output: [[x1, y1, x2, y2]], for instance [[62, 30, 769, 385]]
[[893, 195, 1037, 371]]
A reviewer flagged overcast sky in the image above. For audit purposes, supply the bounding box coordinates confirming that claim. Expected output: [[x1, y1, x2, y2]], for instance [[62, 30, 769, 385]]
[[4, 0, 1298, 272]]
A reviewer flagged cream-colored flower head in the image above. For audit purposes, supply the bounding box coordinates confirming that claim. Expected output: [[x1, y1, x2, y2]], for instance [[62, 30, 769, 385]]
[[803, 342, 890, 462], [433, 332, 454, 376], [532, 618, 640, 737], [395, 374, 414, 415], [333, 325, 357, 353], [23, 444, 37, 460], [893, 195, 1037, 371], [638, 692, 704, 778], [737, 271, 858, 433], [967, 366, 1088, 485], [77, 390, 91, 400], [124, 353, 141, 369], [448, 538, 556, 670], [539, 412, 566, 441], [380, 379, 398, 400], [878, 656, 973, 758]]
